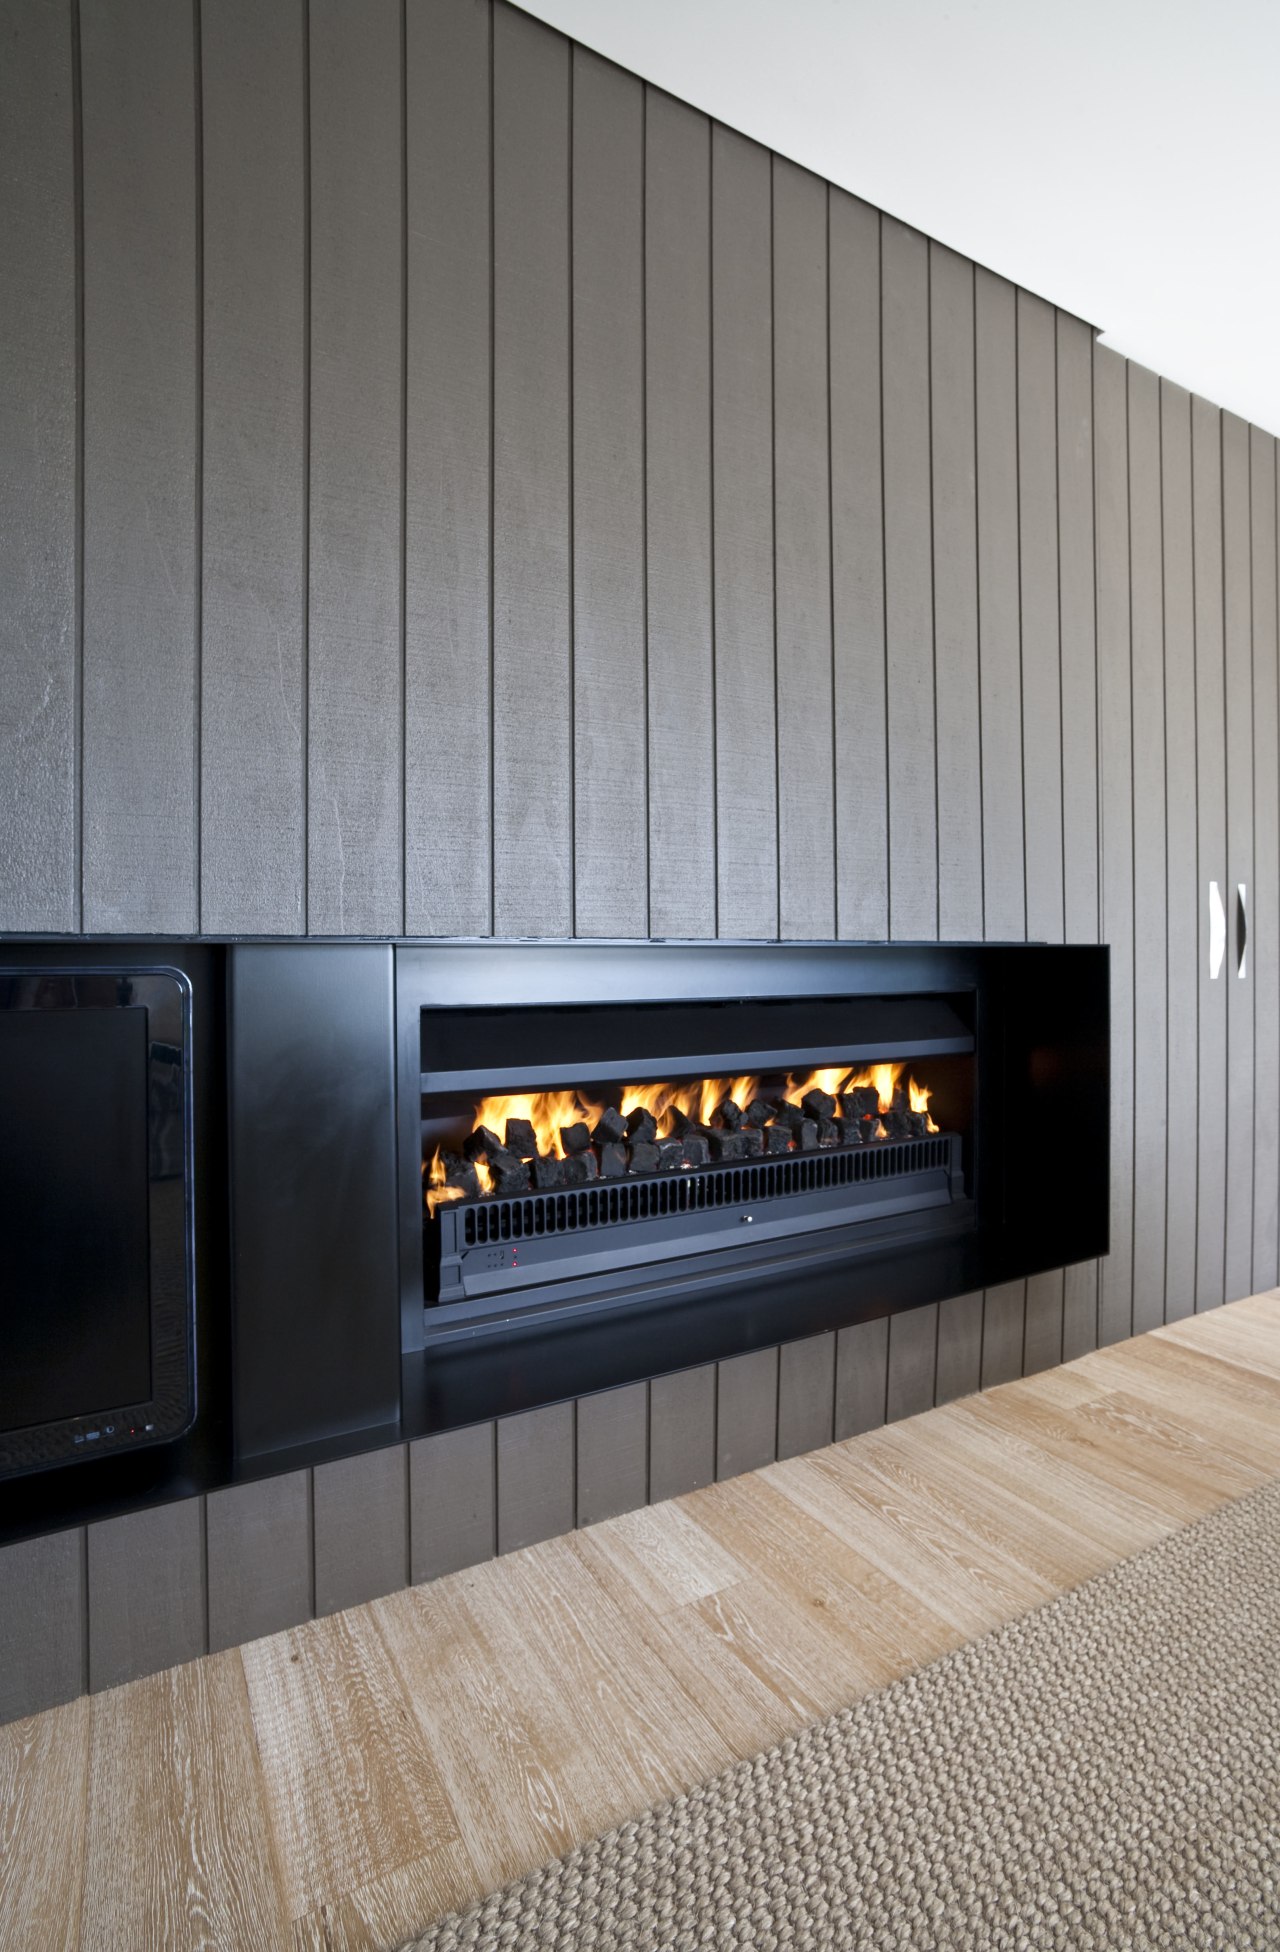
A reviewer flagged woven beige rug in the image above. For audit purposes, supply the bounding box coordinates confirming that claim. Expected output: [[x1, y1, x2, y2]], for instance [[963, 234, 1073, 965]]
[[406, 1476, 1280, 1950]]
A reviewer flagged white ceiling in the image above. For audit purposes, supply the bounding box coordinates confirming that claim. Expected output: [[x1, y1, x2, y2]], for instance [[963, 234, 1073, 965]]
[[518, 0, 1280, 438]]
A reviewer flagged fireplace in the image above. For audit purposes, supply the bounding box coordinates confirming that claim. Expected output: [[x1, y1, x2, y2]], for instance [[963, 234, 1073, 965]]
[[419, 989, 975, 1334]]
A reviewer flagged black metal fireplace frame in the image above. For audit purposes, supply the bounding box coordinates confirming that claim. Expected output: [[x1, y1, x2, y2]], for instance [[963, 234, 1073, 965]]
[[393, 939, 1110, 1426]]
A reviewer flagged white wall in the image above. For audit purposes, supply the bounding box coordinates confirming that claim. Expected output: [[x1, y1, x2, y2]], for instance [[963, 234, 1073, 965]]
[[518, 0, 1280, 436]]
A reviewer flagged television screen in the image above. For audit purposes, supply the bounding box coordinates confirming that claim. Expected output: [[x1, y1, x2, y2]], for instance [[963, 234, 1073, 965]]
[[0, 1007, 152, 1434]]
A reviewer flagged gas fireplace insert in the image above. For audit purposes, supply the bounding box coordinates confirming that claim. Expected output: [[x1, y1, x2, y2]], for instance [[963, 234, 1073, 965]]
[[395, 941, 1110, 1366]]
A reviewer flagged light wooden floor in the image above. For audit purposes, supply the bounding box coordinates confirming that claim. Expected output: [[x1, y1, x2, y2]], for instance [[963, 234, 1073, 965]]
[[4, 1293, 1279, 1952]]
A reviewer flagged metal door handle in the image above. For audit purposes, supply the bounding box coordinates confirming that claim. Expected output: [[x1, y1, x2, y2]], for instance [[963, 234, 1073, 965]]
[[1237, 883, 1248, 979], [1209, 881, 1226, 979]]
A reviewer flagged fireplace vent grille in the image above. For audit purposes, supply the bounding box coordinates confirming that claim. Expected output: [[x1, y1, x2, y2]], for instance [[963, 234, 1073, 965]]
[[459, 1133, 952, 1246]]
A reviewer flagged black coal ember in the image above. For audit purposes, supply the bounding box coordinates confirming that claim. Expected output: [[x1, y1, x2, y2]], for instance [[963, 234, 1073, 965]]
[[597, 1140, 629, 1178], [626, 1107, 658, 1144], [740, 1126, 764, 1157], [666, 1107, 694, 1137], [463, 1125, 502, 1163], [441, 1152, 480, 1200], [488, 1148, 531, 1195], [844, 1086, 880, 1121], [532, 1154, 565, 1189], [504, 1118, 538, 1160], [562, 1150, 598, 1185], [682, 1134, 711, 1169], [770, 1101, 806, 1133], [763, 1124, 791, 1154], [714, 1097, 743, 1130], [743, 1098, 773, 1127], [801, 1088, 836, 1122], [834, 1116, 858, 1145], [794, 1118, 819, 1152], [817, 1117, 839, 1147], [906, 1109, 930, 1139], [655, 1138, 685, 1171], [560, 1122, 591, 1154], [629, 1140, 660, 1175], [593, 1106, 628, 1146], [708, 1129, 745, 1161]]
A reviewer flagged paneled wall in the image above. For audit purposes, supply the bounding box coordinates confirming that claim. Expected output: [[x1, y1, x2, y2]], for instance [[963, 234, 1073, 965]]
[[3, 0, 1279, 1715]]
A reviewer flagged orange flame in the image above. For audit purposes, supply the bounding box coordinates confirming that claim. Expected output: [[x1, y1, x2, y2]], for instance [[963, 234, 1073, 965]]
[[427, 1058, 940, 1206]]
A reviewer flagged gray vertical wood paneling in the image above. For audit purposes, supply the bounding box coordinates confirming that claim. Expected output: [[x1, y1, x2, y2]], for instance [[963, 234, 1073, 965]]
[[1251, 429, 1280, 1291], [313, 1445, 408, 1618], [1058, 313, 1100, 952], [1161, 381, 1198, 1323], [410, 1422, 497, 1584], [773, 158, 834, 939], [496, 1402, 576, 1554], [776, 1332, 836, 1460], [834, 1318, 888, 1439], [576, 1383, 649, 1527], [491, 8, 571, 937], [87, 1500, 206, 1693], [1223, 412, 1256, 1304], [200, 0, 306, 936], [571, 50, 646, 939], [1052, 321, 1099, 1430], [0, 0, 77, 933], [1059, 343, 1100, 1354], [1192, 395, 1227, 1312], [1062, 1261, 1100, 1366], [405, 0, 492, 936], [1128, 363, 1168, 1336], [886, 1303, 938, 1420], [935, 1290, 984, 1404], [715, 1347, 779, 1480], [206, 1470, 312, 1653], [1017, 292, 1064, 946], [646, 91, 715, 937], [1023, 1272, 1063, 1374], [0, 1530, 84, 1722], [648, 1364, 716, 1502], [1016, 294, 1066, 1370], [1095, 343, 1135, 1344], [882, 219, 936, 941], [975, 269, 1024, 941], [307, 0, 403, 934], [931, 243, 982, 943], [80, 0, 198, 934], [830, 193, 888, 941], [981, 1281, 1026, 1388], [712, 126, 777, 940]]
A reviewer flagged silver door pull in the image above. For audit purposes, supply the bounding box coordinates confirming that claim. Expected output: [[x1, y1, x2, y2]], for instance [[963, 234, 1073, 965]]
[[1209, 881, 1226, 979], [1237, 882, 1248, 979]]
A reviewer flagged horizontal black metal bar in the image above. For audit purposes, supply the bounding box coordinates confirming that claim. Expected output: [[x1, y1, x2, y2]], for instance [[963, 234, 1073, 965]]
[[421, 1034, 974, 1096]]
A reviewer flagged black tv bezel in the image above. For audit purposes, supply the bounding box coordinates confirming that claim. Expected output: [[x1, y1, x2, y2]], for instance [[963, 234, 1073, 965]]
[[0, 966, 197, 1481]]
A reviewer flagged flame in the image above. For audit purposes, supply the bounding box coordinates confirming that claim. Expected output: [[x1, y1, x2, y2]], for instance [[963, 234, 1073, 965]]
[[426, 1057, 941, 1206], [908, 1075, 940, 1133], [471, 1088, 586, 1162], [425, 1148, 464, 1219]]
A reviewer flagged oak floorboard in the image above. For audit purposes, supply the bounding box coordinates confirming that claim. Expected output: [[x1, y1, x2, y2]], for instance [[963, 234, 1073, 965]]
[[4, 1297, 1280, 1949], [240, 1609, 475, 1928], [568, 1529, 811, 1756], [0, 1696, 89, 1952], [80, 1654, 290, 1952]]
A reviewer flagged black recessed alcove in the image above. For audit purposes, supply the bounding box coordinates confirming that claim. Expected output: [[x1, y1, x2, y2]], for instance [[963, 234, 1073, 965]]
[[0, 936, 1108, 1551]]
